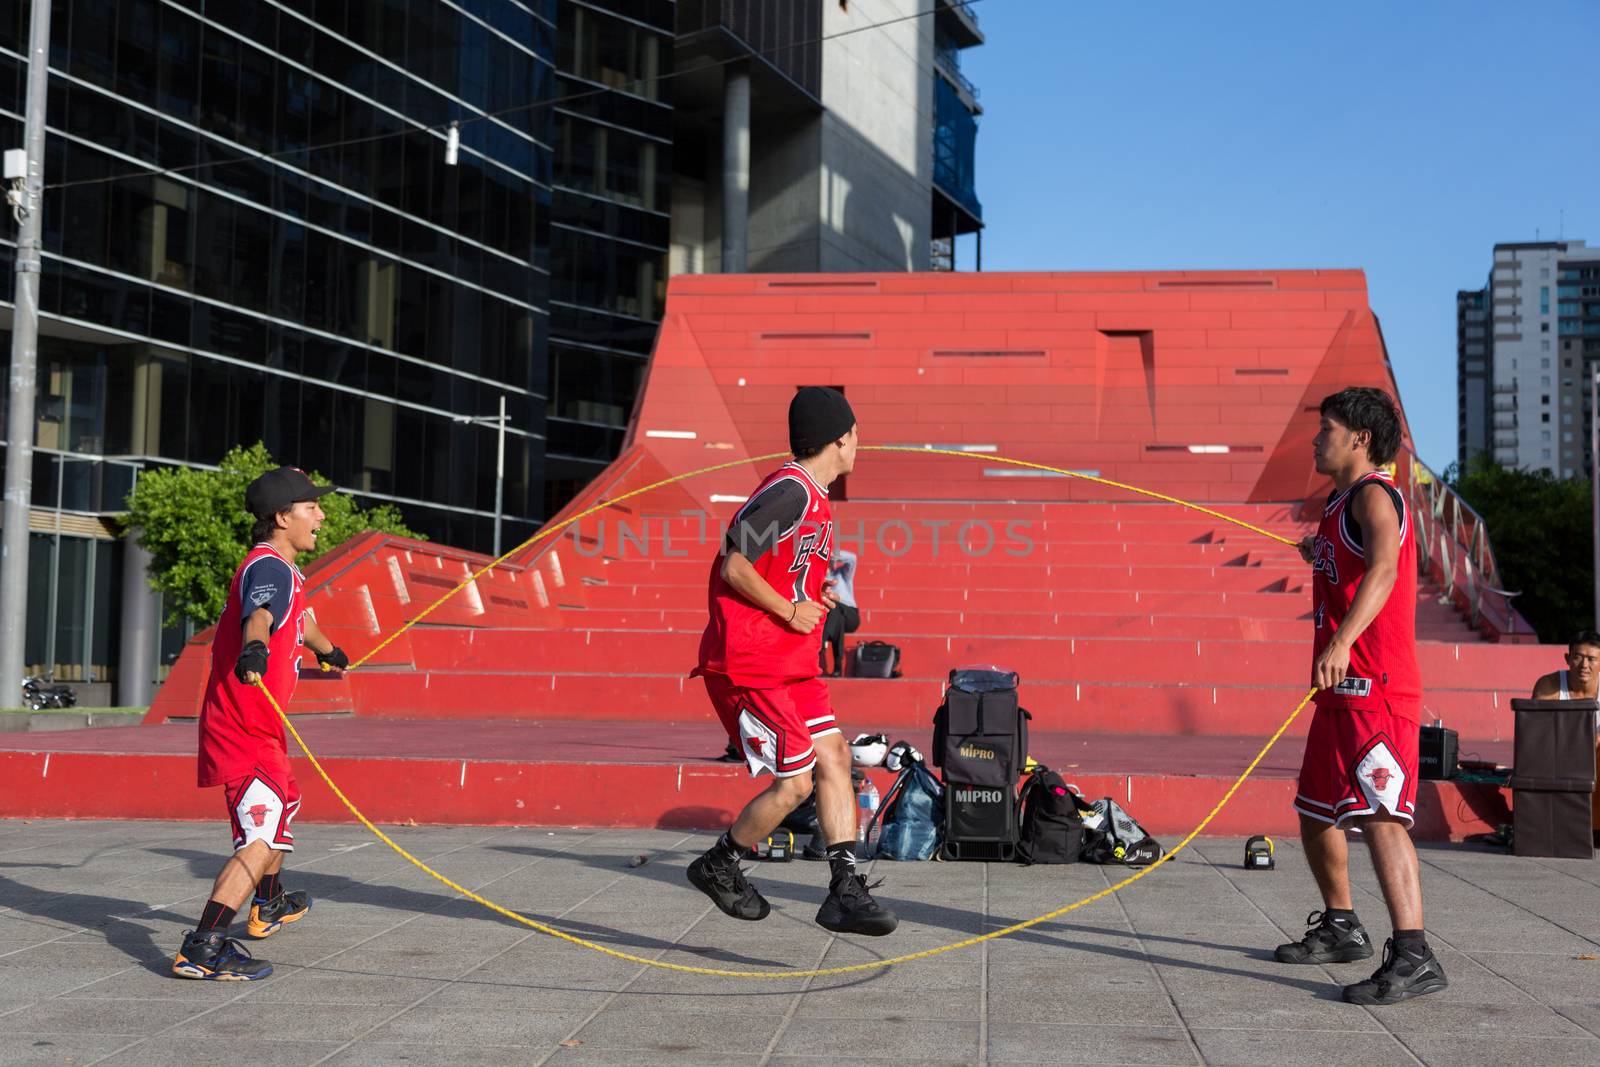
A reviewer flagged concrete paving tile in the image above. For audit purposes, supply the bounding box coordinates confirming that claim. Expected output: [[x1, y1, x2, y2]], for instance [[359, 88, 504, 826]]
[[4, 822, 1598, 1065], [245, 970, 448, 1005], [774, 1016, 977, 1058], [606, 988, 797, 1015], [1378, 1001, 1591, 1037], [1470, 950, 1600, 994], [989, 989, 1180, 1025], [523, 1049, 764, 1067], [570, 1008, 786, 1054], [986, 1022, 1197, 1064], [0, 1033, 134, 1065], [366, 1003, 595, 1046], [0, 997, 208, 1036], [1190, 1028, 1409, 1067], [178, 1001, 405, 1042], [94, 1038, 345, 1065], [768, 1058, 972, 1067], [1398, 1034, 1600, 1067], [420, 979, 617, 1012], [790, 985, 982, 1021], [1553, 1002, 1600, 1038]]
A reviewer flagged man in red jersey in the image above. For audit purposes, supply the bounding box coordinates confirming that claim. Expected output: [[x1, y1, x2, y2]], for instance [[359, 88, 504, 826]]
[[1274, 388, 1447, 1004], [172, 467, 348, 981], [687, 387, 896, 936]]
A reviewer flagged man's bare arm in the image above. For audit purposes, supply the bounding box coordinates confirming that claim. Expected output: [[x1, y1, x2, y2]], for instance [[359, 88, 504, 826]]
[[1530, 671, 1562, 699], [721, 551, 826, 634]]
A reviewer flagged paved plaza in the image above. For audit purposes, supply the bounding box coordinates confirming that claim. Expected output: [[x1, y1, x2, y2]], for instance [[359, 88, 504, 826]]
[[0, 819, 1597, 1066]]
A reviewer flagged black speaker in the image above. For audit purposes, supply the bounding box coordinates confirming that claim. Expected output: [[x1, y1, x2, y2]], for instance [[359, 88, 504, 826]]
[[1418, 725, 1459, 780], [939, 780, 1017, 861]]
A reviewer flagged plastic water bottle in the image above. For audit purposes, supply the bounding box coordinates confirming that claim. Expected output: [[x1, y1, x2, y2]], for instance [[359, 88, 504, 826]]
[[856, 777, 881, 854]]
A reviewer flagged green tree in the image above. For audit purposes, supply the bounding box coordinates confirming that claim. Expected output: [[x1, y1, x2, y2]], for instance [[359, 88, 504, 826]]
[[123, 443, 422, 628], [1446, 454, 1593, 643]]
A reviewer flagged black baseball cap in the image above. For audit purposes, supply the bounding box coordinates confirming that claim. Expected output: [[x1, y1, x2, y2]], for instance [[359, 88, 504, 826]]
[[246, 466, 335, 519]]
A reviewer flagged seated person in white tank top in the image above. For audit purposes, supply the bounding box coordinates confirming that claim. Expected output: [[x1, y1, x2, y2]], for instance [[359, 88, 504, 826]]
[[1531, 629, 1600, 712]]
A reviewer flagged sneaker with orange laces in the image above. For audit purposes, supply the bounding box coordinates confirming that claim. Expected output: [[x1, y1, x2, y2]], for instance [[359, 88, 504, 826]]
[[247, 890, 312, 939]]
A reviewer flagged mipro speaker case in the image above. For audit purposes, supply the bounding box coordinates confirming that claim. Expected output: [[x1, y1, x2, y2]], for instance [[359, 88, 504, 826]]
[[933, 668, 1031, 861]]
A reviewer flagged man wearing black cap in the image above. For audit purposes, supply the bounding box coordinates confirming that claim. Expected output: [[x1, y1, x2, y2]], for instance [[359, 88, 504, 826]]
[[172, 467, 349, 981], [688, 387, 897, 937]]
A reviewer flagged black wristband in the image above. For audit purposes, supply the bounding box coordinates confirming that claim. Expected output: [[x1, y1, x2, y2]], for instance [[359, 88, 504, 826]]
[[315, 645, 349, 670], [235, 639, 269, 683]]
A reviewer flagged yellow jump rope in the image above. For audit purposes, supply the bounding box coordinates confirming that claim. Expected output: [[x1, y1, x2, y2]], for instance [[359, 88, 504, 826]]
[[255, 446, 1318, 979]]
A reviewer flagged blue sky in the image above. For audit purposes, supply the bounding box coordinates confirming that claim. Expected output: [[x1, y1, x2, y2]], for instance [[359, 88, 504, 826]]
[[960, 0, 1600, 472]]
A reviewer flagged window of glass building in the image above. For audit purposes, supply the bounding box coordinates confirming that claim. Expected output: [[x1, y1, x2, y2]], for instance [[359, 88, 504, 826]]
[[562, 5, 663, 100]]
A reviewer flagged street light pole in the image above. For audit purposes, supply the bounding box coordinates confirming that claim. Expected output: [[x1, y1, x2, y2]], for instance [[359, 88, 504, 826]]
[[493, 394, 506, 557], [0, 0, 53, 707], [1591, 367, 1598, 628], [455, 396, 508, 559]]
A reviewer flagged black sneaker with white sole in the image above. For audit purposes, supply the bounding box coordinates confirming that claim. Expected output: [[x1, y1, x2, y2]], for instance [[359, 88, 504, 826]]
[[1342, 939, 1449, 1004], [687, 850, 770, 921], [1274, 910, 1375, 964], [172, 929, 273, 981], [816, 871, 898, 936]]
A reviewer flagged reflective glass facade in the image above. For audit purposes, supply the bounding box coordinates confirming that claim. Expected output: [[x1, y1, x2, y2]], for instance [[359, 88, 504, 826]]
[[0, 0, 559, 684], [545, 0, 671, 512]]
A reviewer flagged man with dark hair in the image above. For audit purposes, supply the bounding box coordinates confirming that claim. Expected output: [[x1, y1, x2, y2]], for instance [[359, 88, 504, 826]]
[[1276, 387, 1448, 1004], [687, 387, 897, 936], [1531, 630, 1600, 836], [171, 466, 349, 980]]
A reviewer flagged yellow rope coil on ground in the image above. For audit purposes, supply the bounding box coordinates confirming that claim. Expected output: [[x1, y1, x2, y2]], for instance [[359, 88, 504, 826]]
[[255, 446, 1318, 979]]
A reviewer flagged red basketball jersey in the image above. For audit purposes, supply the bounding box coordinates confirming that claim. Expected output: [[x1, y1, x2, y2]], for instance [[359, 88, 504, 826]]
[[1309, 470, 1422, 721], [198, 544, 309, 787], [696, 462, 834, 687]]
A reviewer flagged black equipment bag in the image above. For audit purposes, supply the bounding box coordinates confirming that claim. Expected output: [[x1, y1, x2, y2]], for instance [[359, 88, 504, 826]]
[[1016, 765, 1091, 864], [851, 641, 902, 678], [1509, 698, 1597, 859], [933, 667, 1031, 861], [933, 667, 1029, 787]]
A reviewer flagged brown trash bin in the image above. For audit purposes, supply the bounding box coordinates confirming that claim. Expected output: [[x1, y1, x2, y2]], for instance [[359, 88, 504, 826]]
[[1509, 698, 1597, 859]]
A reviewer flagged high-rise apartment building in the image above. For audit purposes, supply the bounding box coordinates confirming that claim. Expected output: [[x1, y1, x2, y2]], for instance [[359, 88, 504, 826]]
[[1457, 240, 1600, 477]]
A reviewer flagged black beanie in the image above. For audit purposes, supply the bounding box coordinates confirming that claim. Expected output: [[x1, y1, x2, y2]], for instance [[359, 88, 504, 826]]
[[789, 387, 856, 455]]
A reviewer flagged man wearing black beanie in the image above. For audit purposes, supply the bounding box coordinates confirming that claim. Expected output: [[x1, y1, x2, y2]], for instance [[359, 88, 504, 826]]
[[688, 387, 897, 936]]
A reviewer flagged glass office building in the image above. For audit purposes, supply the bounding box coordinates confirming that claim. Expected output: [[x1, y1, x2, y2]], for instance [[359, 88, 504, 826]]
[[0, 0, 557, 690], [546, 0, 671, 511]]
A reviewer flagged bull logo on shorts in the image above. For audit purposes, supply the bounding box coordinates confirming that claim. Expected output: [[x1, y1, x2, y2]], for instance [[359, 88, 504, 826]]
[[1366, 767, 1392, 792], [246, 803, 271, 828], [745, 736, 766, 755]]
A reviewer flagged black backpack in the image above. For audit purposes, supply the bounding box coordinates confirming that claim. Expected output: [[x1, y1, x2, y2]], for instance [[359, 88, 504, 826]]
[[851, 641, 902, 678], [1016, 766, 1093, 864]]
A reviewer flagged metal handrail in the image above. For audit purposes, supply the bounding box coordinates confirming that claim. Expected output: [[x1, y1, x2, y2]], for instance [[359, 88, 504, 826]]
[[1394, 446, 1528, 640]]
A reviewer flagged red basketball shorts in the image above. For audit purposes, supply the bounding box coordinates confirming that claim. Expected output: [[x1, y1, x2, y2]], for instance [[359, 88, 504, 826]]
[[702, 673, 840, 779], [1294, 703, 1418, 830], [224, 759, 302, 852]]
